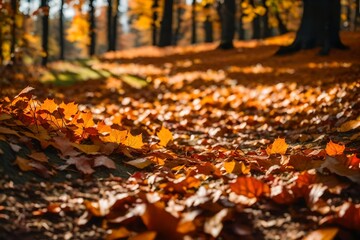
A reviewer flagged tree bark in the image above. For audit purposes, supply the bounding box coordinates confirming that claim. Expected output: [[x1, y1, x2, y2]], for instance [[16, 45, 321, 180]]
[[191, 0, 197, 44], [158, 0, 174, 47], [261, 0, 272, 38], [238, 0, 245, 40], [217, 0, 236, 49], [152, 0, 159, 46], [276, 0, 347, 55], [41, 0, 49, 66], [107, 0, 113, 51], [111, 0, 119, 51], [59, 0, 65, 60], [203, 3, 213, 43], [250, 0, 261, 39], [10, 0, 17, 63], [173, 0, 183, 45], [276, 12, 288, 35]]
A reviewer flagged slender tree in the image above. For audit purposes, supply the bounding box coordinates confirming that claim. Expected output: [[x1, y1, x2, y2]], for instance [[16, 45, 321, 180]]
[[10, 0, 17, 62], [89, 0, 96, 56], [41, 0, 49, 66], [111, 0, 120, 51], [158, 0, 174, 47], [276, 12, 288, 35], [261, 0, 272, 38], [250, 0, 261, 39], [238, 0, 245, 40], [173, 0, 184, 45], [203, 3, 213, 43], [152, 0, 159, 46], [217, 0, 236, 49], [277, 0, 348, 55], [107, 0, 113, 51], [191, 0, 197, 44], [59, 0, 65, 60]]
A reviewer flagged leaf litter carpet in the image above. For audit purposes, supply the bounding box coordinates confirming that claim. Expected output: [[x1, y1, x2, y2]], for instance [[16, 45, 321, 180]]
[[0, 32, 360, 239]]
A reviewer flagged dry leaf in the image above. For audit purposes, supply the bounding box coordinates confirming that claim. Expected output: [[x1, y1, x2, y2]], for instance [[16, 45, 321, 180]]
[[94, 156, 116, 169], [15, 156, 34, 171], [126, 158, 152, 169], [266, 138, 288, 155], [325, 140, 345, 156], [304, 227, 338, 240], [128, 231, 157, 240], [224, 161, 250, 175], [125, 132, 144, 149], [337, 120, 360, 132], [71, 143, 100, 155], [230, 177, 270, 198], [27, 152, 48, 163], [157, 126, 173, 147], [106, 227, 130, 240]]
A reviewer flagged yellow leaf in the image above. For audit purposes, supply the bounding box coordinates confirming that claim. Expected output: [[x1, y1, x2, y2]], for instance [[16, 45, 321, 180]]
[[71, 143, 100, 155], [101, 129, 128, 144], [125, 133, 144, 149], [40, 98, 58, 113], [266, 138, 288, 155], [15, 156, 34, 171], [157, 126, 173, 147], [224, 161, 250, 175], [325, 140, 345, 156], [59, 101, 79, 120], [304, 227, 339, 240], [126, 157, 152, 169]]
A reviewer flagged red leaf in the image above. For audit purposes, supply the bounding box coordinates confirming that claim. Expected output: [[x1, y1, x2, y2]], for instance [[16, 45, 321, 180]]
[[230, 177, 270, 198]]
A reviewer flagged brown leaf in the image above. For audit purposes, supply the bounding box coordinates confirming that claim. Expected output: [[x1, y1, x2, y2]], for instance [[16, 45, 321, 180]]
[[94, 156, 116, 169], [126, 157, 152, 169], [15, 156, 34, 171], [230, 177, 270, 198], [128, 231, 157, 240], [14, 86, 34, 98], [27, 152, 48, 162], [141, 202, 182, 239], [288, 154, 322, 171], [224, 161, 250, 175], [106, 227, 130, 240]]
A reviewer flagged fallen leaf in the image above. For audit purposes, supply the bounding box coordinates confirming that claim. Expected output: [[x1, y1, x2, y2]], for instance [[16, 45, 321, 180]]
[[94, 155, 116, 169], [15, 156, 34, 171], [14, 86, 34, 98], [59, 101, 78, 119], [27, 152, 48, 162], [126, 157, 152, 169], [125, 132, 144, 149], [100, 129, 127, 144], [337, 120, 360, 132], [266, 138, 288, 155], [71, 143, 100, 155], [230, 177, 270, 198], [40, 98, 58, 113], [157, 126, 173, 147], [304, 227, 338, 240], [346, 154, 360, 169], [0, 126, 20, 137], [325, 140, 345, 156], [204, 209, 229, 238], [106, 227, 130, 240], [128, 231, 157, 240], [224, 161, 250, 175]]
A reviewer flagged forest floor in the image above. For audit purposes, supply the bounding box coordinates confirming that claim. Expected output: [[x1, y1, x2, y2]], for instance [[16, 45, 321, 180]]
[[0, 32, 360, 240]]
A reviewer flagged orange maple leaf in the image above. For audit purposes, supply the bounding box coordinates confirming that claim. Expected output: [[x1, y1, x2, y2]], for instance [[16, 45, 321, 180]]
[[157, 126, 173, 147], [59, 101, 78, 120], [266, 137, 288, 155], [325, 140, 345, 156], [40, 98, 58, 114], [224, 161, 250, 175], [100, 129, 127, 144], [230, 177, 270, 198], [125, 132, 144, 149]]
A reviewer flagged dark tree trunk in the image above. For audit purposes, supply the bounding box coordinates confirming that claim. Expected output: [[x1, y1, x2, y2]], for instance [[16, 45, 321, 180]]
[[152, 0, 159, 46], [217, 0, 236, 49], [107, 0, 113, 51], [173, 0, 183, 45], [191, 0, 197, 44], [238, 0, 245, 40], [250, 0, 261, 39], [261, 0, 272, 38], [276, 0, 348, 55], [0, 24, 3, 65], [158, 0, 174, 47], [88, 0, 96, 56], [276, 12, 288, 35], [111, 0, 119, 51], [203, 3, 213, 43], [59, 0, 64, 60], [41, 0, 49, 66], [10, 0, 17, 63], [355, 0, 360, 30]]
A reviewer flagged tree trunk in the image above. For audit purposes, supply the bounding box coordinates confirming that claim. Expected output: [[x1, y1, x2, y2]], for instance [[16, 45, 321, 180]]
[[250, 0, 261, 39], [152, 0, 159, 46], [41, 0, 49, 66], [276, 12, 288, 35], [191, 0, 197, 44], [238, 0, 245, 40], [59, 0, 64, 60], [107, 0, 113, 51], [203, 3, 213, 43], [0, 24, 3, 65], [276, 0, 347, 55], [111, 0, 119, 51], [355, 0, 360, 30], [10, 0, 17, 63], [158, 0, 173, 47], [173, 0, 183, 45], [261, 0, 272, 38], [88, 0, 96, 56], [217, 0, 236, 49]]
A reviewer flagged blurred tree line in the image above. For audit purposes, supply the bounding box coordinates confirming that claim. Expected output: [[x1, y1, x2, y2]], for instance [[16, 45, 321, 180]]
[[0, 0, 359, 66]]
